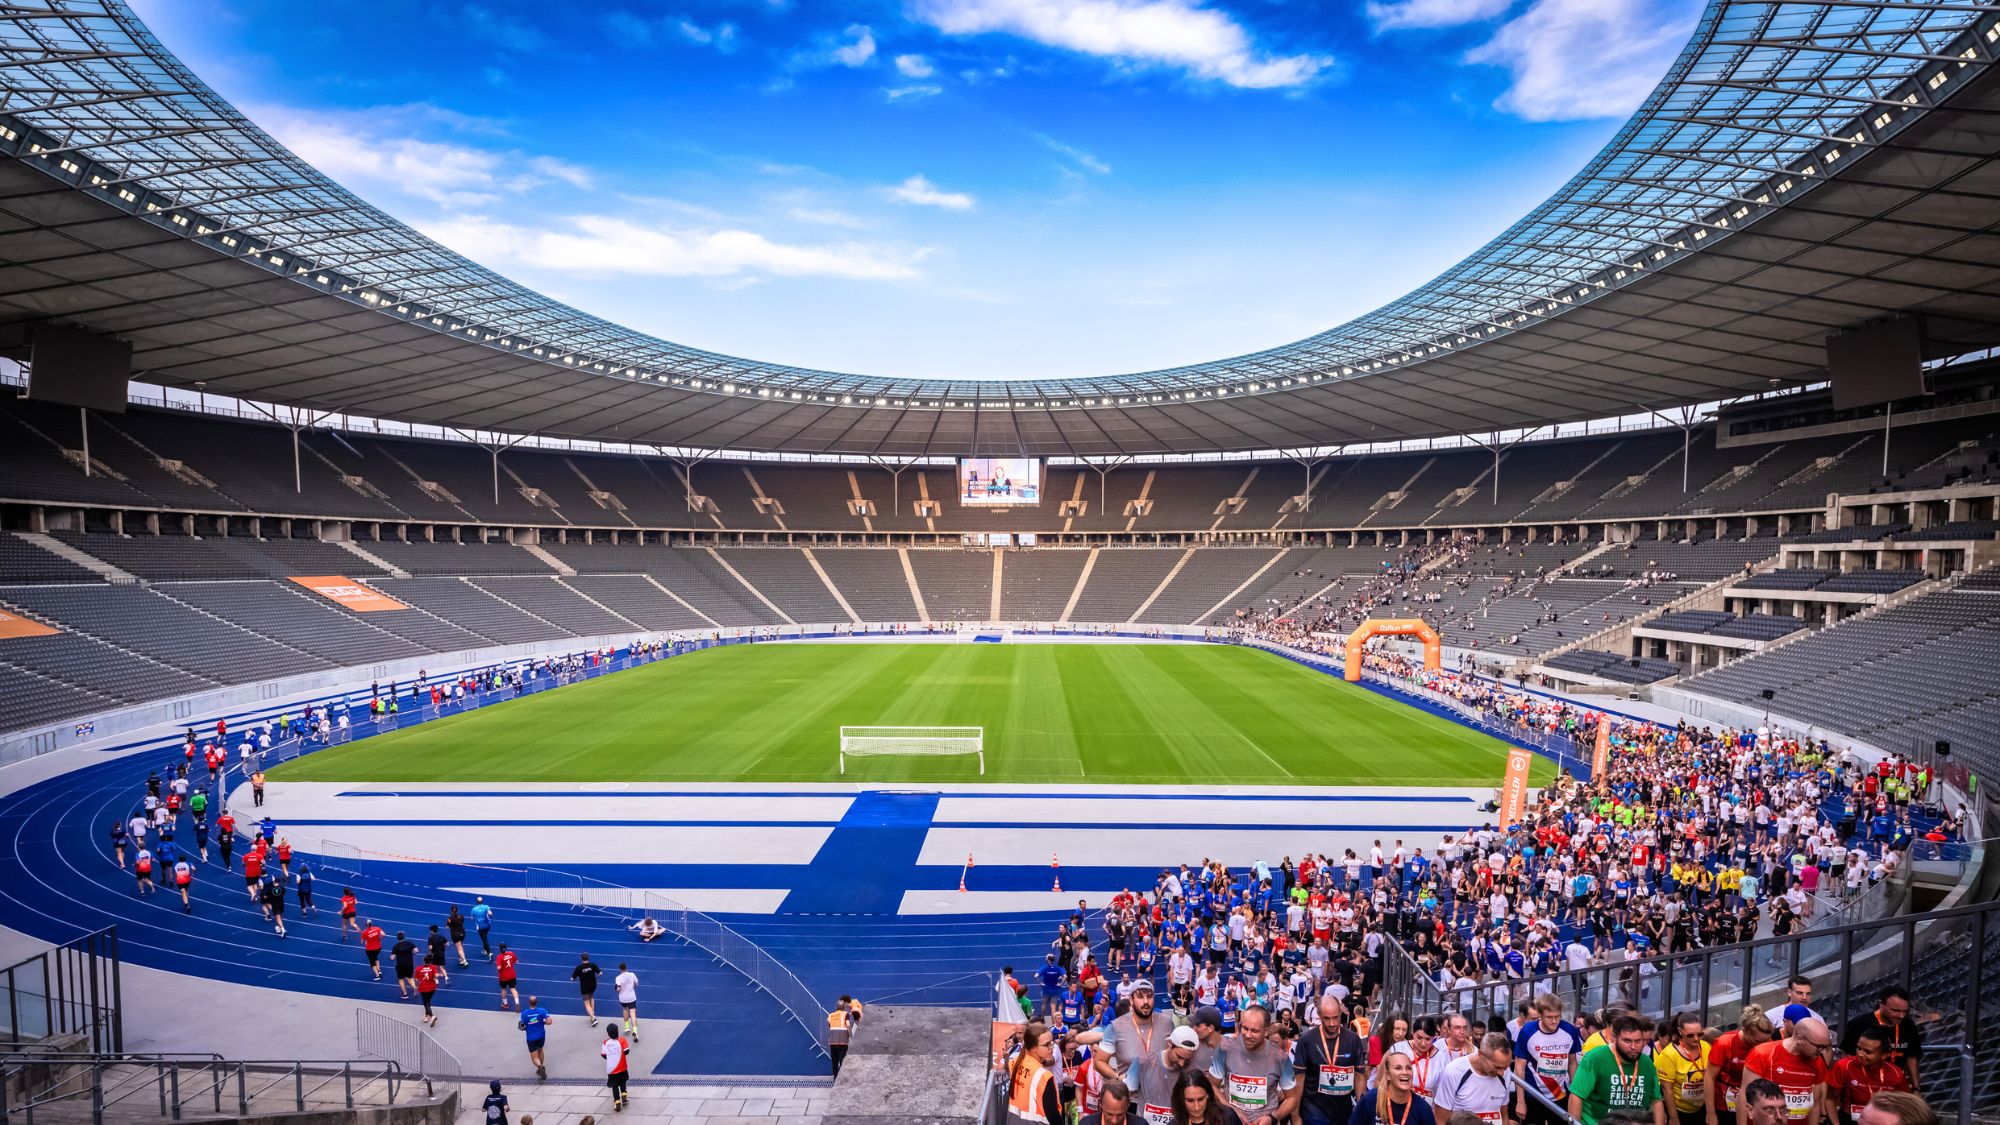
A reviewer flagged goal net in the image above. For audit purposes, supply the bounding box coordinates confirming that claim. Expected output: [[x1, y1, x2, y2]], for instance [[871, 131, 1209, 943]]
[[839, 726, 985, 774]]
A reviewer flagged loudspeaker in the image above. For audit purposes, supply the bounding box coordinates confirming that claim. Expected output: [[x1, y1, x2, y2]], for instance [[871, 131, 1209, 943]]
[[1760, 689, 1775, 700], [1935, 741, 1951, 757]]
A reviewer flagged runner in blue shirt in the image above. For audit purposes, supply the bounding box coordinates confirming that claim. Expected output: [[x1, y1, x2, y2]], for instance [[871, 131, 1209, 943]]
[[1060, 981, 1085, 1024], [517, 996, 552, 1080], [470, 897, 495, 959], [1038, 955, 1064, 1016]]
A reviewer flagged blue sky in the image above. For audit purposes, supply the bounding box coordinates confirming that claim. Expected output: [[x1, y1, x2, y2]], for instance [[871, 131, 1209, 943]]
[[128, 0, 1705, 381]]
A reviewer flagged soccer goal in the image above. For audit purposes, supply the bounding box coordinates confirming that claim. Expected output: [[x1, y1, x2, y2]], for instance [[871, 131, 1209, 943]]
[[838, 726, 985, 774]]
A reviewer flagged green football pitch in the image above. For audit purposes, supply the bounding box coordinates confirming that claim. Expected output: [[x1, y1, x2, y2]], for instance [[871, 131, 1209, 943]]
[[271, 642, 1546, 786]]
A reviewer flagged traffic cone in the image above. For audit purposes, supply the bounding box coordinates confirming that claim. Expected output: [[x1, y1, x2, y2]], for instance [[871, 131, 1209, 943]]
[[960, 852, 973, 893], [1052, 851, 1062, 893]]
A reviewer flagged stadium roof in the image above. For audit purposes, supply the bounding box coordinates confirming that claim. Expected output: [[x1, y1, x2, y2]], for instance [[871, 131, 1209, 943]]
[[1, 1, 1999, 456]]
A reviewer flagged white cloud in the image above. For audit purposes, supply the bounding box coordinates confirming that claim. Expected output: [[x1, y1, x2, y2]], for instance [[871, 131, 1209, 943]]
[[1365, 0, 1513, 30], [788, 206, 869, 229], [1466, 0, 1698, 121], [252, 104, 592, 208], [885, 84, 944, 100], [421, 214, 925, 281], [1035, 134, 1111, 175], [910, 0, 1327, 89], [887, 174, 975, 210], [895, 53, 936, 77], [677, 17, 740, 50]]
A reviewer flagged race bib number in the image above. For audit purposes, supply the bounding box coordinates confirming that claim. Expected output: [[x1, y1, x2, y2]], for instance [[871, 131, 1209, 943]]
[[1536, 1050, 1569, 1078], [1144, 1105, 1175, 1125], [1320, 1064, 1355, 1096], [1476, 1112, 1504, 1125], [1228, 1073, 1270, 1109], [1784, 1090, 1815, 1119]]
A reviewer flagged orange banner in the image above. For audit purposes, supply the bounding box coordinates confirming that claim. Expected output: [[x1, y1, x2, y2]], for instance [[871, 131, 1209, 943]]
[[0, 608, 58, 639], [1592, 718, 1611, 787], [289, 576, 407, 613], [1498, 747, 1533, 828]]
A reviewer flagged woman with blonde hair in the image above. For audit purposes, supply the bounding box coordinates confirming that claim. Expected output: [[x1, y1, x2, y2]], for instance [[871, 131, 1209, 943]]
[[1703, 1005, 1775, 1125]]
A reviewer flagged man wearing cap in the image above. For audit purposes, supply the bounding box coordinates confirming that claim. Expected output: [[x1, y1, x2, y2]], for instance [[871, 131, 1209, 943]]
[[1294, 993, 1366, 1125], [1208, 1003, 1298, 1125], [1130, 1025, 1202, 1125], [1189, 1005, 1228, 1074], [1078, 978, 1174, 1084]]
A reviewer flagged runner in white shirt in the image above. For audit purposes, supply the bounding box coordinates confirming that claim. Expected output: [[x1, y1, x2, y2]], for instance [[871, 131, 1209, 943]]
[[613, 963, 640, 1042], [1431, 1034, 1518, 1124]]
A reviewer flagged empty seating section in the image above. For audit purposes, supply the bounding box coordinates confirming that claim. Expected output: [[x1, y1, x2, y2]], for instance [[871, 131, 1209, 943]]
[[369, 578, 570, 646], [1736, 568, 1834, 590], [1649, 610, 1734, 633], [712, 549, 847, 623], [0, 534, 101, 583], [469, 576, 638, 636], [906, 550, 994, 621], [998, 550, 1089, 620], [1144, 549, 1282, 625], [0, 662, 120, 732], [0, 585, 328, 683], [158, 581, 432, 666], [1642, 610, 1804, 640], [1594, 537, 1778, 580], [639, 549, 786, 627], [1894, 519, 2000, 540], [1542, 650, 1680, 684], [1678, 581, 2000, 772], [1708, 614, 1807, 641], [339, 602, 494, 654], [560, 574, 712, 630], [358, 540, 555, 576], [0, 399, 181, 509], [0, 629, 216, 703], [810, 550, 919, 621], [1815, 570, 1924, 594]]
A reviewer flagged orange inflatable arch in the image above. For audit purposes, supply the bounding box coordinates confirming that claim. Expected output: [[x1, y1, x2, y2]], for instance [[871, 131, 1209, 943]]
[[1343, 618, 1440, 681]]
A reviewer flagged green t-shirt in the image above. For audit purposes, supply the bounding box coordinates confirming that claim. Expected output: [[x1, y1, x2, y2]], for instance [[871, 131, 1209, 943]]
[[1570, 1044, 1660, 1125]]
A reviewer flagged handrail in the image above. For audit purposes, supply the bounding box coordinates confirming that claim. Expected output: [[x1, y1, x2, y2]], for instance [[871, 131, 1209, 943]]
[[519, 870, 829, 1058], [1377, 896, 1998, 1038], [0, 1053, 424, 1125]]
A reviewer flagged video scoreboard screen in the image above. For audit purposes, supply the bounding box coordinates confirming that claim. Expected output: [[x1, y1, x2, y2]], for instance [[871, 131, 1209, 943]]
[[956, 458, 1041, 506]]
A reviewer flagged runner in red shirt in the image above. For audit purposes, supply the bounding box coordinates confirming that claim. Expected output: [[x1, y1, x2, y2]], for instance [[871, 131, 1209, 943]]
[[216, 811, 236, 870], [339, 888, 359, 941], [1824, 1029, 1908, 1125], [414, 961, 441, 1028], [496, 943, 521, 1011], [1707, 1008, 1775, 1125], [241, 847, 264, 900], [1743, 1021, 1830, 1123], [362, 921, 385, 980]]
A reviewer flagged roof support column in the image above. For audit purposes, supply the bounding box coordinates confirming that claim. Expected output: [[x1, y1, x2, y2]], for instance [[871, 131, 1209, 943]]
[[1649, 406, 1708, 494]]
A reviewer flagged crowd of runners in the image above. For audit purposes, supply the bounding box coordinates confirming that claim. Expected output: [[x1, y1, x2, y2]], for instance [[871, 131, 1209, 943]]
[[992, 641, 1958, 1125], [103, 707, 658, 1111]]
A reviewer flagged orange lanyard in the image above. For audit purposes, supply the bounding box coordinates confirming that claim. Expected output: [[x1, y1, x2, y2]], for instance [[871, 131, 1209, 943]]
[[1131, 1014, 1155, 1058], [1382, 1095, 1412, 1125]]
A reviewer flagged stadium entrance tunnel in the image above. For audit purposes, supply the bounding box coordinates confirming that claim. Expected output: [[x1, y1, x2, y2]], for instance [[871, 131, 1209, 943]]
[[1342, 618, 1440, 681]]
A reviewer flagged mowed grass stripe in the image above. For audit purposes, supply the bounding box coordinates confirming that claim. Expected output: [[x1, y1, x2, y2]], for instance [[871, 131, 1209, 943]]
[[270, 644, 1550, 786]]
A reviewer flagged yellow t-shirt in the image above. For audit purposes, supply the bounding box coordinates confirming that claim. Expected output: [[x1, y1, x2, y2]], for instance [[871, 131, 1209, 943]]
[[1580, 1031, 1606, 1057], [1653, 1041, 1709, 1112]]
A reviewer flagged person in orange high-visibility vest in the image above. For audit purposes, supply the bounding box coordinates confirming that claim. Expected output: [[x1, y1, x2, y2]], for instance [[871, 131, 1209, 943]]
[[1006, 1022, 1062, 1125], [828, 996, 864, 1076]]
